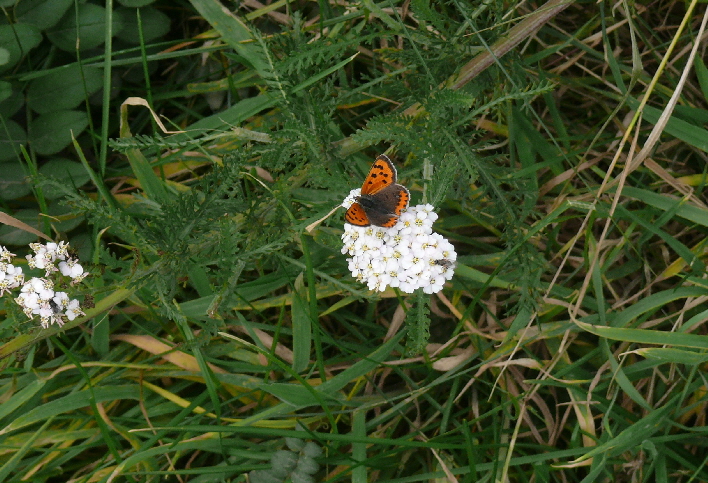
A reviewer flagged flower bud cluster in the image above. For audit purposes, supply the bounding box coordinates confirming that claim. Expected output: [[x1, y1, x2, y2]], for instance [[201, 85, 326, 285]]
[[1, 242, 88, 329], [341, 191, 456, 294]]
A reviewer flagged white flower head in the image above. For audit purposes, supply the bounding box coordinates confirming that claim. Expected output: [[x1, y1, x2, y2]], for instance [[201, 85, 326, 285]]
[[59, 259, 87, 283], [342, 189, 362, 209], [22, 277, 55, 301], [55, 241, 70, 260], [65, 299, 84, 321], [53, 291, 70, 310], [0, 263, 23, 296], [342, 203, 456, 294], [0, 246, 16, 263], [26, 242, 61, 275], [2, 241, 89, 329]]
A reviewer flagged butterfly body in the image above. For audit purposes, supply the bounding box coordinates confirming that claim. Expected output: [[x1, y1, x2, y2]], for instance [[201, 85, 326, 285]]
[[345, 155, 410, 228]]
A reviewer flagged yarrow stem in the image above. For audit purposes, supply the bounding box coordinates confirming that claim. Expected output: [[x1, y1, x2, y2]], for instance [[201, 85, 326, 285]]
[[341, 189, 456, 294], [0, 242, 88, 329]]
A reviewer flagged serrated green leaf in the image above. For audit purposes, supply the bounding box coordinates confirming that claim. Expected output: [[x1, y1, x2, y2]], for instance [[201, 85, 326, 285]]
[[285, 437, 305, 452], [249, 470, 282, 483], [271, 449, 297, 471], [290, 471, 315, 483], [302, 442, 322, 458], [295, 455, 319, 474]]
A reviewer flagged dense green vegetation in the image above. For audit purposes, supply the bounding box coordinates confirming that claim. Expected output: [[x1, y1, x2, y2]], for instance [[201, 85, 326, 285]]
[[2, 0, 708, 481]]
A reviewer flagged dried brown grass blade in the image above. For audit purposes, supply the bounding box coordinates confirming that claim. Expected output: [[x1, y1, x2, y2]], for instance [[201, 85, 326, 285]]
[[0, 211, 52, 242]]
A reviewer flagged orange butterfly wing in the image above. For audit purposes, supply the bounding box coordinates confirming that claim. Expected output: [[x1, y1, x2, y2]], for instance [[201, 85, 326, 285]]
[[345, 202, 370, 226], [378, 215, 398, 228], [393, 187, 409, 216], [345, 154, 409, 228], [360, 155, 397, 195]]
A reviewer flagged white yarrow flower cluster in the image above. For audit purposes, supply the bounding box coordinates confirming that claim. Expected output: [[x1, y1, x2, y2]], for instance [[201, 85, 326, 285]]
[[341, 190, 456, 294], [0, 246, 25, 296], [0, 242, 88, 329]]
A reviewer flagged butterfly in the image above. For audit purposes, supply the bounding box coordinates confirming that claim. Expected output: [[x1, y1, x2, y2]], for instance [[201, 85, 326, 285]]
[[345, 154, 410, 228]]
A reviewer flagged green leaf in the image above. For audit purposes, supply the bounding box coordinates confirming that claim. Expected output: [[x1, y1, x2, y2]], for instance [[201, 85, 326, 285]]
[[613, 204, 703, 272], [628, 97, 708, 153], [0, 121, 26, 162], [28, 110, 89, 155], [572, 401, 675, 462], [576, 320, 708, 349], [15, 0, 73, 30], [117, 0, 156, 6], [0, 378, 46, 420], [0, 385, 142, 434], [48, 202, 85, 233], [695, 55, 708, 100], [0, 81, 11, 102], [406, 290, 431, 355], [318, 331, 405, 394], [256, 332, 405, 406], [610, 286, 708, 327], [27, 65, 104, 114], [0, 86, 24, 118], [124, 147, 172, 203], [115, 7, 171, 44], [0, 47, 8, 66], [188, 0, 270, 77], [0, 23, 42, 72], [0, 160, 30, 199], [634, 347, 708, 365], [69, 232, 93, 261], [621, 186, 708, 228], [259, 383, 339, 407], [167, 93, 277, 144], [39, 158, 92, 199], [46, 3, 124, 52], [291, 287, 311, 373]]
